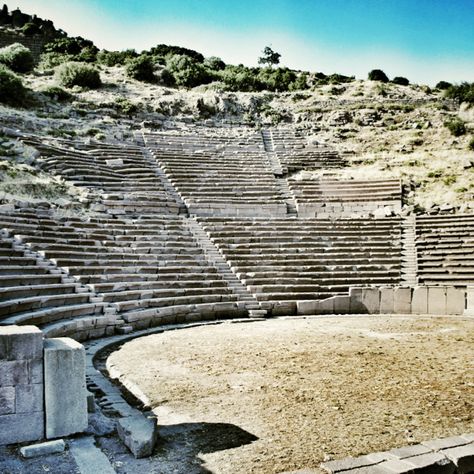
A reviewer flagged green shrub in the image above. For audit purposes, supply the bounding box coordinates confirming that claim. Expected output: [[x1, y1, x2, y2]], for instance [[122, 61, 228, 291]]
[[220, 65, 262, 92], [158, 68, 175, 86], [368, 69, 389, 82], [21, 22, 40, 35], [125, 55, 155, 82], [97, 49, 138, 66], [204, 56, 226, 71], [0, 43, 34, 73], [257, 67, 297, 92], [0, 64, 26, 105], [289, 72, 309, 91], [445, 82, 474, 105], [436, 80, 452, 90], [392, 76, 409, 86], [39, 51, 75, 69], [114, 97, 140, 115], [44, 36, 98, 63], [55, 62, 102, 89], [166, 54, 213, 88], [41, 86, 73, 102], [149, 44, 204, 62], [444, 118, 466, 137], [468, 136, 474, 151]]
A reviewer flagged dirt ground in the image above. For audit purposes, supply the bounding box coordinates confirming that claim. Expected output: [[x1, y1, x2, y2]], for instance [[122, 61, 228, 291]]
[[107, 315, 474, 474]]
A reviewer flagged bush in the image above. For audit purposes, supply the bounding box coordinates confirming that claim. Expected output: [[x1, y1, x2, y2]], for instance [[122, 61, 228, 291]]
[[258, 67, 296, 91], [41, 86, 73, 102], [157, 68, 175, 86], [444, 118, 466, 137], [97, 49, 138, 66], [368, 69, 389, 82], [220, 65, 262, 92], [55, 62, 102, 89], [392, 76, 409, 86], [0, 43, 34, 73], [125, 55, 155, 82], [436, 80, 452, 90], [445, 82, 474, 105], [166, 54, 213, 88], [44, 36, 98, 63], [0, 65, 26, 105], [149, 44, 204, 62], [204, 56, 226, 71], [21, 22, 40, 36]]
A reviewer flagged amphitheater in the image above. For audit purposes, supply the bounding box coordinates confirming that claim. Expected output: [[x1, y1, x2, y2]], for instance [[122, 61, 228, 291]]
[[1, 122, 473, 473]]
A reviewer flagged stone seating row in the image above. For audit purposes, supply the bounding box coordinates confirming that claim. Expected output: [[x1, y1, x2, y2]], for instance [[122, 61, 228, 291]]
[[416, 214, 474, 286], [144, 133, 287, 216], [288, 178, 402, 217], [198, 217, 403, 314], [0, 208, 249, 339], [0, 236, 108, 334], [266, 128, 348, 170], [22, 137, 181, 216]]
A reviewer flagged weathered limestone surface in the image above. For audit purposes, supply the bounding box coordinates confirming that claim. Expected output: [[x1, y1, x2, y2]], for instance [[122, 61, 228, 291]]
[[44, 337, 88, 439], [0, 325, 44, 445]]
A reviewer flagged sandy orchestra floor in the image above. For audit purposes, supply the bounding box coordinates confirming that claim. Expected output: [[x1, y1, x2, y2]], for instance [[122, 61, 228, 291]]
[[108, 315, 474, 474]]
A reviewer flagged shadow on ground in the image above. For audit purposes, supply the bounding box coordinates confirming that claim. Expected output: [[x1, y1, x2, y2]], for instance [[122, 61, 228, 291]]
[[98, 421, 259, 474]]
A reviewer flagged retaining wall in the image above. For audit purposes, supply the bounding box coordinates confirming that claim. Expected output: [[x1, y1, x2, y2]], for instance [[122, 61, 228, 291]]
[[297, 286, 471, 316], [0, 325, 87, 446], [0, 31, 47, 62]]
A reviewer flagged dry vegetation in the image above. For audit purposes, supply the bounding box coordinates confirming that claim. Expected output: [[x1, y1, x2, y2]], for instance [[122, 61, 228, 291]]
[[1, 63, 473, 212]]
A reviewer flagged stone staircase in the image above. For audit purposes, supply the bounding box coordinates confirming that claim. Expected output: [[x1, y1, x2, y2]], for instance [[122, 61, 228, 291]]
[[186, 218, 267, 318], [276, 178, 298, 216], [401, 214, 418, 286]]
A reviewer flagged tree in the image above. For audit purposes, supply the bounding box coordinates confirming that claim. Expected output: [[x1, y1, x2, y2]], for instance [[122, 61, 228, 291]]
[[368, 69, 389, 82], [258, 46, 281, 67]]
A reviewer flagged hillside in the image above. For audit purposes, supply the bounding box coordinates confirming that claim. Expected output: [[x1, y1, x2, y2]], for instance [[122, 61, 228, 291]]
[[0, 4, 473, 214]]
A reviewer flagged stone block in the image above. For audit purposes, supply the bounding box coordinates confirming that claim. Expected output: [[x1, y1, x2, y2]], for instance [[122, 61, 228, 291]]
[[423, 436, 471, 451], [20, 439, 65, 458], [349, 288, 366, 314], [442, 444, 474, 473], [15, 383, 43, 414], [0, 412, 44, 445], [0, 386, 15, 415], [117, 415, 158, 458], [319, 297, 335, 314], [0, 326, 43, 361], [380, 287, 395, 314], [386, 443, 432, 460], [428, 287, 447, 315], [403, 452, 455, 473], [361, 288, 381, 314], [296, 300, 319, 315], [465, 287, 474, 316], [446, 287, 465, 315], [334, 296, 350, 314], [44, 338, 88, 439], [0, 360, 29, 386], [411, 286, 428, 314], [393, 287, 411, 314]]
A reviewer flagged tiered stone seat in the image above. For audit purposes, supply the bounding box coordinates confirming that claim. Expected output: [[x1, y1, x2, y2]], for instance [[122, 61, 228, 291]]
[[270, 128, 347, 171], [288, 177, 402, 217], [199, 217, 403, 314], [0, 209, 247, 337], [144, 130, 287, 216], [22, 137, 181, 215], [0, 232, 106, 335], [416, 214, 474, 286]]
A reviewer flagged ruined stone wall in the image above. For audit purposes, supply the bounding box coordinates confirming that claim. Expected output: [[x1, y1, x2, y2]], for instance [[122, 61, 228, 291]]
[[0, 326, 45, 445], [0, 31, 47, 62]]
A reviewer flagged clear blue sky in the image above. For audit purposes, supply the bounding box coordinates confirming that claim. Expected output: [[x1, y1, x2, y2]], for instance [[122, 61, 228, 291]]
[[10, 0, 474, 84]]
